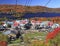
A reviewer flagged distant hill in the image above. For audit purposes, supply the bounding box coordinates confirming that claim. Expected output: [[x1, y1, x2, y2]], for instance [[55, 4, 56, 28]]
[[0, 4, 60, 13], [0, 4, 60, 20]]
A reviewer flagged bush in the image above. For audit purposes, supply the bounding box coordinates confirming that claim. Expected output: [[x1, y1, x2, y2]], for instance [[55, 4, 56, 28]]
[[48, 32, 60, 46], [0, 33, 8, 42]]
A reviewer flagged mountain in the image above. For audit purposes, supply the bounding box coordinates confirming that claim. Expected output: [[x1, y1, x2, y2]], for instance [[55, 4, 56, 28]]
[[0, 4, 60, 13]]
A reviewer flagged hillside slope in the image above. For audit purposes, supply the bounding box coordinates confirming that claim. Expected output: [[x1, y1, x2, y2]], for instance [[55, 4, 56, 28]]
[[0, 4, 60, 13]]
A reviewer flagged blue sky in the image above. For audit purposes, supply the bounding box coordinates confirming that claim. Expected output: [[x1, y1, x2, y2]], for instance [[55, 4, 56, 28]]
[[0, 0, 60, 8]]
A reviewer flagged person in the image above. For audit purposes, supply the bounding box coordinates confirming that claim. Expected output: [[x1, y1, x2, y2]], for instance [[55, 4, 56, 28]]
[[15, 27, 24, 42], [24, 20, 32, 30]]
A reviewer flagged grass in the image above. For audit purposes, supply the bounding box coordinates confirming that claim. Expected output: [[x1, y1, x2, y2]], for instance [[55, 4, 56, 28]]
[[8, 32, 47, 46], [0, 31, 53, 46], [7, 31, 60, 46], [8, 31, 60, 46], [10, 38, 20, 44], [24, 32, 47, 38]]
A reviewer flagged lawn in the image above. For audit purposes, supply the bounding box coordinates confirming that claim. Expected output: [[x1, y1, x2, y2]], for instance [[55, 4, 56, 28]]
[[1, 31, 60, 46], [8, 32, 48, 46], [8, 31, 60, 46]]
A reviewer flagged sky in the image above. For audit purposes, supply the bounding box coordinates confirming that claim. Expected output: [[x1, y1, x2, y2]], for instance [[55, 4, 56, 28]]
[[0, 0, 60, 8]]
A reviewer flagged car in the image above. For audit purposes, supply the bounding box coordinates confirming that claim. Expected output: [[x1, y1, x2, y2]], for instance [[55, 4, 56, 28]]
[[0, 25, 7, 31], [3, 29, 23, 41], [24, 23, 32, 30]]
